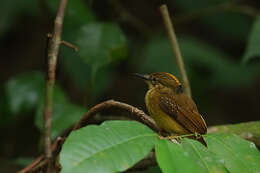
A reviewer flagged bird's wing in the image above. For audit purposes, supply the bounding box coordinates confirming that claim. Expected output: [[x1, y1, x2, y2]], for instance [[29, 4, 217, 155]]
[[159, 95, 207, 134]]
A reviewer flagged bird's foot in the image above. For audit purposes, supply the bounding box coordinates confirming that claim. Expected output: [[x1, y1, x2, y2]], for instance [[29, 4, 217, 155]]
[[158, 134, 180, 140]]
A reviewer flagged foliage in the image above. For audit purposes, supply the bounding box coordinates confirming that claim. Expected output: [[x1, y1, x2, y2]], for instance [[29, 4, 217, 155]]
[[60, 121, 157, 173], [141, 35, 260, 88], [5, 72, 44, 114], [48, 0, 127, 98], [1, 0, 260, 172], [76, 22, 127, 70], [3, 72, 87, 139], [59, 120, 260, 173], [35, 86, 87, 139], [206, 134, 260, 172]]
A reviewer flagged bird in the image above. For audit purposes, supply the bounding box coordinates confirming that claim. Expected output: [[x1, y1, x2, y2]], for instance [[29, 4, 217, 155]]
[[134, 72, 207, 146]]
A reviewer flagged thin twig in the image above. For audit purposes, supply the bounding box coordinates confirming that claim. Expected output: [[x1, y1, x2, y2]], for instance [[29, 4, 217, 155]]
[[159, 4, 191, 98], [48, 33, 78, 52], [43, 0, 68, 171], [19, 137, 64, 173], [61, 40, 78, 51], [18, 156, 44, 173]]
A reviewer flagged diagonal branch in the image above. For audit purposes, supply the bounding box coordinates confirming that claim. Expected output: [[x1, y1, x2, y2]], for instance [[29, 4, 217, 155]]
[[159, 4, 192, 98], [19, 100, 158, 173], [19, 98, 260, 172], [73, 100, 159, 132]]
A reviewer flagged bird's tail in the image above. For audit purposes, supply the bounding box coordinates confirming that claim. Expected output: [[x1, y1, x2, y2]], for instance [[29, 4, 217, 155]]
[[197, 136, 207, 147], [188, 135, 207, 147]]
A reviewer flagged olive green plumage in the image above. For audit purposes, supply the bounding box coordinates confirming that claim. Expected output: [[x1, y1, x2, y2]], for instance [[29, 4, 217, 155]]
[[135, 72, 207, 146]]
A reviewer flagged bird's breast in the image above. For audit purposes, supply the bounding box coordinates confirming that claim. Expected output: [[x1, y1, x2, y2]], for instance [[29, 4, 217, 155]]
[[145, 88, 188, 134]]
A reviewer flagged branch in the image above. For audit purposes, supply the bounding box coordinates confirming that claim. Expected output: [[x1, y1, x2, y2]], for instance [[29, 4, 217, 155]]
[[43, 0, 68, 171], [19, 97, 260, 173], [19, 100, 158, 173], [61, 40, 78, 52], [48, 34, 78, 52], [18, 137, 64, 173], [159, 4, 191, 98], [73, 100, 159, 132]]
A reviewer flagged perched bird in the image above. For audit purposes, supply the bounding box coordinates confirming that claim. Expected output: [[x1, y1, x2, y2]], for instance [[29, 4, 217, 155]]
[[134, 72, 207, 146]]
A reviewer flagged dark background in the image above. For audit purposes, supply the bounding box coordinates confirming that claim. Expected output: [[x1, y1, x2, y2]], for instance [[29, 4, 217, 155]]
[[0, 0, 260, 172]]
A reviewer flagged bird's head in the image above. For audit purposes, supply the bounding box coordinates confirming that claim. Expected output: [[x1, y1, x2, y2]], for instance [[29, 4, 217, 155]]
[[133, 72, 183, 93]]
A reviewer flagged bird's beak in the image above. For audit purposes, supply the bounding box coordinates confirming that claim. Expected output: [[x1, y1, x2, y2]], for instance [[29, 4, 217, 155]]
[[132, 73, 150, 81]]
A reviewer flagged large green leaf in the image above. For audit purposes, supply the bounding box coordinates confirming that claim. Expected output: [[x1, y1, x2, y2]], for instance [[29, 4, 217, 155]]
[[243, 16, 260, 62], [205, 133, 260, 173], [75, 22, 128, 70], [155, 139, 201, 173], [181, 138, 228, 173], [5, 72, 44, 114], [156, 134, 260, 173], [35, 86, 86, 139], [60, 120, 157, 173]]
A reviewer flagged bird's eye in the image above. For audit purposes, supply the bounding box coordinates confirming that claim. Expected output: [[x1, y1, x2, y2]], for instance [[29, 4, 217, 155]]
[[151, 77, 157, 84], [152, 77, 157, 81]]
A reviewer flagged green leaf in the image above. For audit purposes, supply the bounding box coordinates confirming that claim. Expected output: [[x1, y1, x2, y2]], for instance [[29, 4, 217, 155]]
[[155, 139, 201, 173], [35, 86, 86, 139], [243, 16, 260, 62], [60, 48, 115, 97], [60, 120, 157, 173], [205, 133, 260, 173], [60, 48, 91, 90], [181, 138, 228, 173], [35, 103, 86, 139], [5, 72, 44, 114], [75, 22, 128, 70]]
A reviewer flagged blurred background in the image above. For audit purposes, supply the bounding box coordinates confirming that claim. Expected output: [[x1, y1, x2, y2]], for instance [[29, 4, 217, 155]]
[[0, 0, 260, 172]]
